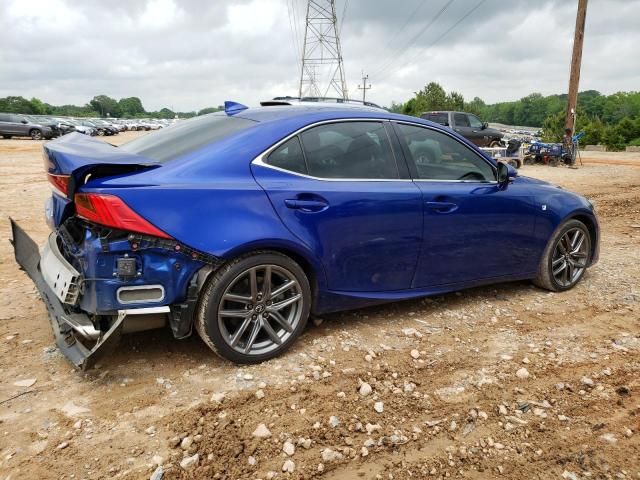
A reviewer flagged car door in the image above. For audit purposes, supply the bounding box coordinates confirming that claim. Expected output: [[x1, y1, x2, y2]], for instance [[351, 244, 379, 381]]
[[11, 115, 30, 136], [251, 120, 423, 292], [0, 113, 11, 135], [392, 121, 539, 288], [466, 114, 489, 146], [451, 112, 476, 144], [2, 114, 20, 135]]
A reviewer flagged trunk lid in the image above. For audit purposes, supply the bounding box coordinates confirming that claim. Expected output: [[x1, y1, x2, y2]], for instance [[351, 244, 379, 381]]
[[43, 132, 159, 195]]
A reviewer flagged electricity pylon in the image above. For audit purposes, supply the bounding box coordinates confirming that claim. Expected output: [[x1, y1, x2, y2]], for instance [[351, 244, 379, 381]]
[[298, 0, 348, 99]]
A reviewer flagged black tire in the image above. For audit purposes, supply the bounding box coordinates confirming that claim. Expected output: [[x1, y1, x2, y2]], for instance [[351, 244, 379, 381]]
[[506, 158, 519, 169], [2, 135, 11, 139], [196, 251, 311, 363], [29, 129, 43, 140], [523, 155, 535, 165], [533, 219, 591, 292]]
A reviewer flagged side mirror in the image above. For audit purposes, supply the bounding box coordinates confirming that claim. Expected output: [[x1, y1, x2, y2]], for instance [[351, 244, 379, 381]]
[[21, 119, 28, 124], [497, 161, 516, 189], [482, 122, 488, 130]]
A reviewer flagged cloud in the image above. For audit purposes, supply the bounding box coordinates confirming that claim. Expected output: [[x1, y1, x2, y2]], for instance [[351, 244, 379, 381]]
[[0, 0, 638, 111]]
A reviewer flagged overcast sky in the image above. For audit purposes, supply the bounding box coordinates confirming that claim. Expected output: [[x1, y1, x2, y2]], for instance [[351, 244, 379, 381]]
[[1, 0, 638, 112]]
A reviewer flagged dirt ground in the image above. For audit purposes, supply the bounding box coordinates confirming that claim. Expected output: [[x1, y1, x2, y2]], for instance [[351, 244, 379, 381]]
[[0, 132, 638, 480]]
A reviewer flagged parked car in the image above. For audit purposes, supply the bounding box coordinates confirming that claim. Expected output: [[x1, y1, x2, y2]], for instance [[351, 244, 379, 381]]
[[420, 111, 504, 148], [11, 102, 599, 369], [51, 117, 77, 136], [25, 116, 75, 137], [0, 113, 55, 140], [65, 119, 95, 136]]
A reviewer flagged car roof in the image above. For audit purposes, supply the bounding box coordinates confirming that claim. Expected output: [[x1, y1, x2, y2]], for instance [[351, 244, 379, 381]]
[[233, 105, 438, 128]]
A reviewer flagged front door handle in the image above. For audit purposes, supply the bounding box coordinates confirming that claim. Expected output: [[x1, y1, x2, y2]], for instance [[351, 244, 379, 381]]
[[285, 199, 329, 212], [425, 201, 458, 214]]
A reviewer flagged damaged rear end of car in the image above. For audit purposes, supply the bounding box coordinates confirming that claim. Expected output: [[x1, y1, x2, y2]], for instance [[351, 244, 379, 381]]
[[10, 132, 220, 370]]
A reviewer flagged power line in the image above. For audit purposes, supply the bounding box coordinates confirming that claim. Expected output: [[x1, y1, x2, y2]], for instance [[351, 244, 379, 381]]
[[286, 1, 301, 68], [371, 0, 455, 78], [290, 0, 303, 65], [376, 0, 428, 57], [377, 0, 487, 81], [339, 0, 349, 34]]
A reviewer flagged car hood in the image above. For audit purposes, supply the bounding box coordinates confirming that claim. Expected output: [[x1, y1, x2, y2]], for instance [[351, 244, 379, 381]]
[[516, 175, 561, 188]]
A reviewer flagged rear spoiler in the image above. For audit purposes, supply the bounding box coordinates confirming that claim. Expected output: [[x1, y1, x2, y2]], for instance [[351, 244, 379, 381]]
[[43, 132, 159, 196]]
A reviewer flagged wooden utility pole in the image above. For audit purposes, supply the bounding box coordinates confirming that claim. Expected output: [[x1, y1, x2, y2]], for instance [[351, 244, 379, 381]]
[[565, 0, 588, 133]]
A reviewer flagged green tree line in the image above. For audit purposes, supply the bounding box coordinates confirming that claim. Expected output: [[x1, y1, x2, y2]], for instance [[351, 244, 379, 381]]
[[0, 95, 222, 120], [394, 83, 640, 150]]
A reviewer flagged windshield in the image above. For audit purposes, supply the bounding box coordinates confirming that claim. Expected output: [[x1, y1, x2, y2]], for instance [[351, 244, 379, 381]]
[[120, 113, 256, 163]]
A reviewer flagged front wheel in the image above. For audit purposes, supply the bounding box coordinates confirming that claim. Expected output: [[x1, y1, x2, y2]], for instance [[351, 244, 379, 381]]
[[196, 252, 311, 363], [534, 219, 591, 292], [30, 129, 43, 140]]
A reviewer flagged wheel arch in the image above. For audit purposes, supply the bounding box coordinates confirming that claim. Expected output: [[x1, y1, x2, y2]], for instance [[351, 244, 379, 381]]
[[220, 240, 327, 310]]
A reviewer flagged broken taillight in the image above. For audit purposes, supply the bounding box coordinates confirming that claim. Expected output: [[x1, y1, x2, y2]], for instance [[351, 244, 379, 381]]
[[47, 173, 70, 197], [74, 193, 172, 239]]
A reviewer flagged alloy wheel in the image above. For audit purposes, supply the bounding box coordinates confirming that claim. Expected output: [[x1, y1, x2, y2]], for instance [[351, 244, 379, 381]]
[[551, 227, 589, 287], [31, 130, 42, 140], [217, 264, 304, 356]]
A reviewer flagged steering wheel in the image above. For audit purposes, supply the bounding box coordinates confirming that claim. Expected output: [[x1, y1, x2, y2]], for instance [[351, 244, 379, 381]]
[[458, 171, 486, 181]]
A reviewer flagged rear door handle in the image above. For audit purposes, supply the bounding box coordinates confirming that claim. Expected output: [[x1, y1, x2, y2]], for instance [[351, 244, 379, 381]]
[[425, 201, 458, 214], [284, 199, 329, 212]]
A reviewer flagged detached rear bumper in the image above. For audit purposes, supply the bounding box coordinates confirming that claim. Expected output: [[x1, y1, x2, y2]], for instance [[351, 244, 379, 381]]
[[10, 219, 124, 370]]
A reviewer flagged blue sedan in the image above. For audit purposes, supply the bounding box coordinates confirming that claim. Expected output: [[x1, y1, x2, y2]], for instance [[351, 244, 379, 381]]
[[11, 102, 599, 368]]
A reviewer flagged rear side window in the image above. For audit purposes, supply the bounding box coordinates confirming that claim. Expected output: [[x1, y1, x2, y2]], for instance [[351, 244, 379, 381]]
[[121, 114, 255, 163], [267, 137, 307, 174], [423, 113, 448, 125], [0, 113, 9, 122], [454, 113, 470, 127], [299, 122, 399, 179]]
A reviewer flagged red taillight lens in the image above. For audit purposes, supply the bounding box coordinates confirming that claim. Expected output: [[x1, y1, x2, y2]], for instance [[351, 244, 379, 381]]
[[74, 193, 171, 239], [48, 174, 70, 196]]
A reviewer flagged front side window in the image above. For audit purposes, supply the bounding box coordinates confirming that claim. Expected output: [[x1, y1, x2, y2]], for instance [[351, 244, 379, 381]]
[[395, 123, 495, 182], [266, 137, 307, 174], [299, 121, 399, 179], [468, 114, 484, 129]]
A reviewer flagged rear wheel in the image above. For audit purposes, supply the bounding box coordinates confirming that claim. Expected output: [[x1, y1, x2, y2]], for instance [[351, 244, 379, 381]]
[[534, 219, 591, 292], [506, 158, 520, 169], [29, 129, 42, 140], [196, 252, 311, 363], [2, 135, 11, 139]]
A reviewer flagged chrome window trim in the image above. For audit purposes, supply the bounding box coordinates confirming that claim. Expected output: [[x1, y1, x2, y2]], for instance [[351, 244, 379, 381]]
[[251, 117, 499, 184], [252, 118, 412, 182]]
